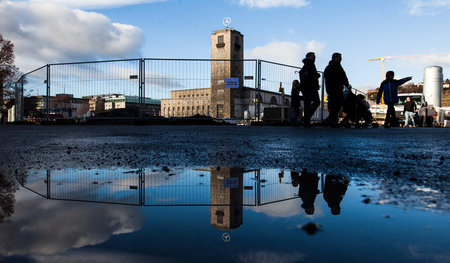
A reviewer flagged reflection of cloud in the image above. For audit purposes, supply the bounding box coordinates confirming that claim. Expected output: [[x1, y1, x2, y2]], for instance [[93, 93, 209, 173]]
[[250, 195, 325, 218], [0, 1, 143, 73], [238, 251, 305, 263], [407, 244, 450, 262], [0, 189, 144, 256], [250, 199, 301, 218], [32, 249, 177, 263], [407, 0, 450, 15], [246, 40, 325, 66], [238, 0, 310, 9]]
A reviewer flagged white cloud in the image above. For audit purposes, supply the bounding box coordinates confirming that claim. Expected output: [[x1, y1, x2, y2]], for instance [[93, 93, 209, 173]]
[[238, 0, 309, 9], [407, 0, 450, 15], [13, 0, 167, 9], [245, 40, 325, 66], [0, 1, 144, 73]]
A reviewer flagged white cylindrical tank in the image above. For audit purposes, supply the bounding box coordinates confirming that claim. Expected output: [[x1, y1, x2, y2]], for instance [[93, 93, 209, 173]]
[[423, 66, 443, 107]]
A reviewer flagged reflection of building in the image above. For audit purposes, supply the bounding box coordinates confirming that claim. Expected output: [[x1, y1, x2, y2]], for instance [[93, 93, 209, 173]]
[[210, 167, 244, 230]]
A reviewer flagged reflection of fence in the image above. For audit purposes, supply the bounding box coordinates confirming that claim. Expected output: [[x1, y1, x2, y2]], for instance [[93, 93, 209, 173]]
[[13, 58, 335, 122], [17, 168, 330, 207]]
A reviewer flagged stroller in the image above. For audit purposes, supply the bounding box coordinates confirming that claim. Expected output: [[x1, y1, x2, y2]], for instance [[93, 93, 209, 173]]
[[340, 87, 378, 128]]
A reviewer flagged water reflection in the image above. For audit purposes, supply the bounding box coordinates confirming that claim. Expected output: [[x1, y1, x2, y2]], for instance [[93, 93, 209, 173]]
[[2, 167, 449, 262], [16, 167, 342, 210], [14, 167, 350, 235], [0, 172, 17, 223]]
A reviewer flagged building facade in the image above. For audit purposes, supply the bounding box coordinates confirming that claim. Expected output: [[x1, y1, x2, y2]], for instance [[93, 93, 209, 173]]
[[161, 88, 211, 117]]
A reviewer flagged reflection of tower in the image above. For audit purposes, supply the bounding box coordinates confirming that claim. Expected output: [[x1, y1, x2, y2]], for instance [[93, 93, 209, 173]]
[[210, 29, 244, 119], [210, 167, 244, 230]]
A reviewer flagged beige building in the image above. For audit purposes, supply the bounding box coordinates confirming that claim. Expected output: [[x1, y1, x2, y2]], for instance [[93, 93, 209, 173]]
[[161, 88, 211, 117]]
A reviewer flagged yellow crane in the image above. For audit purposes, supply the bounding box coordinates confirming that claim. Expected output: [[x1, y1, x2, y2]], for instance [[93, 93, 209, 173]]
[[369, 52, 450, 81]]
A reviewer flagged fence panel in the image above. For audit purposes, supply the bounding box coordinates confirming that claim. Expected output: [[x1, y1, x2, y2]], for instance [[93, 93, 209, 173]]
[[49, 59, 141, 119], [144, 59, 258, 120]]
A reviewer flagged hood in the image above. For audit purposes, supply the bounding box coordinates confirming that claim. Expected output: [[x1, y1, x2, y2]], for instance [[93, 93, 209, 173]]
[[302, 58, 312, 64]]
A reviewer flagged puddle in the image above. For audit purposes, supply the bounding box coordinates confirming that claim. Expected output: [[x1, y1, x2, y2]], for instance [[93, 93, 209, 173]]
[[1, 167, 449, 262]]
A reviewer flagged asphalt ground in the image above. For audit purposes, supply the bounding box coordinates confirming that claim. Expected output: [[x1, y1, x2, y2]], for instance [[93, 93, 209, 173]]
[[1, 124, 449, 210]]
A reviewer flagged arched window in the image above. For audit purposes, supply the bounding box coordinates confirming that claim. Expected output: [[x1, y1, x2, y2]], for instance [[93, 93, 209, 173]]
[[270, 96, 278, 106], [285, 98, 290, 106]]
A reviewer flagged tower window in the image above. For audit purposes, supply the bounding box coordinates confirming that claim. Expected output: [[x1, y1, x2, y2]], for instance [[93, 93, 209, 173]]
[[217, 35, 225, 48]]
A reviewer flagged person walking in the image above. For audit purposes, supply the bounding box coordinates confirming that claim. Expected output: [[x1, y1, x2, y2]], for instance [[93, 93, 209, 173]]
[[403, 96, 416, 127], [299, 52, 321, 127], [324, 53, 350, 127], [376, 71, 412, 128], [290, 80, 302, 126]]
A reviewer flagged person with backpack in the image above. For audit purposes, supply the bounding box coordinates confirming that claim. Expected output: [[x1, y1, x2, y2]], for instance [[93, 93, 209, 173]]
[[299, 52, 321, 127], [376, 71, 412, 128]]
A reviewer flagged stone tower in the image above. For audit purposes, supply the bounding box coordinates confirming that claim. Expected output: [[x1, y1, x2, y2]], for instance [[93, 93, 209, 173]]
[[210, 29, 244, 118]]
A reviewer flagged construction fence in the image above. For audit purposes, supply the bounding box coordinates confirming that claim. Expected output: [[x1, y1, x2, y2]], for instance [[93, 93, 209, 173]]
[[12, 58, 366, 123]]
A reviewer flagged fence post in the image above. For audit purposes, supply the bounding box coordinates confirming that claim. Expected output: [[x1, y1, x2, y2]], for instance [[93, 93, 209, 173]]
[[139, 59, 145, 119], [46, 64, 50, 118], [256, 60, 262, 121], [320, 73, 325, 122]]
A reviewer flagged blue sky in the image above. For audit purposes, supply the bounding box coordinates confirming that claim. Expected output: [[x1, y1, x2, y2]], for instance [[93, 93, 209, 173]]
[[1, 0, 450, 91]]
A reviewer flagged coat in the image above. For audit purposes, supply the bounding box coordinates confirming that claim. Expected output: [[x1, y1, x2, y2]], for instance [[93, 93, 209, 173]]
[[376, 77, 411, 104], [299, 58, 321, 91]]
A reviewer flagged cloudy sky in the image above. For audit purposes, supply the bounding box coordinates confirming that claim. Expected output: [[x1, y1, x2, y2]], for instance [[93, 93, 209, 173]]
[[1, 0, 450, 91]]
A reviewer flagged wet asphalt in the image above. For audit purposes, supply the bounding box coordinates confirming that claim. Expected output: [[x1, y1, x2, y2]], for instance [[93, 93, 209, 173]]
[[0, 124, 449, 210]]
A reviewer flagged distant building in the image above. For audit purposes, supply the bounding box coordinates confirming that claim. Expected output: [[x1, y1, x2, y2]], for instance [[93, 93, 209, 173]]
[[161, 88, 211, 117], [103, 94, 161, 116]]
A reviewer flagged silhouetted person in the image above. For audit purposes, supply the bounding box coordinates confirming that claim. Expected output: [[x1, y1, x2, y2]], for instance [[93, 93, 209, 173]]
[[418, 102, 427, 127], [324, 53, 349, 127], [299, 52, 321, 127], [323, 174, 349, 215], [290, 80, 302, 126], [376, 71, 412, 128], [291, 169, 319, 215]]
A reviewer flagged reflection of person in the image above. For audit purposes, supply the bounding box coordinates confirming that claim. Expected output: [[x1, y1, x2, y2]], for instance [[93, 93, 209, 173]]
[[290, 80, 302, 126], [376, 71, 412, 128], [324, 53, 349, 127], [403, 96, 416, 127], [291, 169, 319, 215], [299, 52, 321, 127], [323, 174, 349, 215]]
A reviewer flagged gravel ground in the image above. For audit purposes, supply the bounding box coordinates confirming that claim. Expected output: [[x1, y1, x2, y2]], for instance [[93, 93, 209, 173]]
[[1, 124, 449, 210]]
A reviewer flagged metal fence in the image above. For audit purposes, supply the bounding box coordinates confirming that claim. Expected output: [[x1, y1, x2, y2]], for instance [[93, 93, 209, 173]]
[[13, 58, 365, 123]]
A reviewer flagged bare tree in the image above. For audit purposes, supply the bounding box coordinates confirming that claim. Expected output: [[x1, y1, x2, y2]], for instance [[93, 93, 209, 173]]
[[0, 34, 18, 123]]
